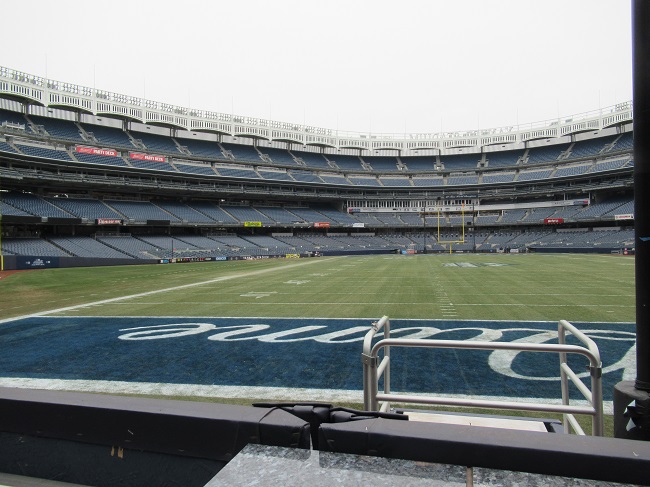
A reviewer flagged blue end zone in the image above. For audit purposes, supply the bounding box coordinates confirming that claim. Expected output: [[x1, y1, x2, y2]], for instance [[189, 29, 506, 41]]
[[0, 317, 635, 401]]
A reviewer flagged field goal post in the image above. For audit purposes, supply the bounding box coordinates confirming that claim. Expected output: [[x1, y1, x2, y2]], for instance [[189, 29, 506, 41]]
[[420, 205, 467, 254]]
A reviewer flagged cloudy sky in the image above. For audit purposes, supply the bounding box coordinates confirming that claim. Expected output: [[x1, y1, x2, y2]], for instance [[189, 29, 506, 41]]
[[0, 0, 632, 135]]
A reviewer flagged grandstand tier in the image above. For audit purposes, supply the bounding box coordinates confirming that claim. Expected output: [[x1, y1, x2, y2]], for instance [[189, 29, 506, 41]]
[[0, 71, 636, 266]]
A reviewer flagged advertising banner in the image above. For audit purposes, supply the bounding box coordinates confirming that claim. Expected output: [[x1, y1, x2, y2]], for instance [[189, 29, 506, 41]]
[[129, 152, 166, 163], [544, 218, 564, 225], [76, 146, 119, 157], [244, 221, 262, 227], [16, 256, 59, 269], [96, 218, 122, 225], [615, 214, 634, 220], [314, 222, 331, 228]]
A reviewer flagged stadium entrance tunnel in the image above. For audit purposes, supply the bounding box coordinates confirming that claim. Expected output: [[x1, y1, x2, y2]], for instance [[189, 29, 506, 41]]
[[1, 388, 650, 486]]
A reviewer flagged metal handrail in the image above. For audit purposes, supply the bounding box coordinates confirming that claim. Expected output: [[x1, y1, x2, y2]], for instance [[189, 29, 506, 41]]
[[362, 317, 604, 435]]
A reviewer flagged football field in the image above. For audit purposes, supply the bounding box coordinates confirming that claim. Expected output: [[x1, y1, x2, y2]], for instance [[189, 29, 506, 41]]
[[1, 252, 635, 322], [0, 253, 636, 421]]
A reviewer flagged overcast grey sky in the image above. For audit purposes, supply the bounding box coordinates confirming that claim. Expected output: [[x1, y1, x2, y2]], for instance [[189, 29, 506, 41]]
[[0, 0, 632, 135]]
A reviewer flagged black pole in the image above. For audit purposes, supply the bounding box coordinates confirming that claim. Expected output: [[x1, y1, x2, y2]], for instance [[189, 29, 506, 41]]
[[614, 0, 650, 440], [632, 0, 650, 393]]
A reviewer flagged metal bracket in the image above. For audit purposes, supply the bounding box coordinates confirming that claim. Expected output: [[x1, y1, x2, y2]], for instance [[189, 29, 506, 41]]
[[361, 353, 377, 366], [590, 365, 603, 379]]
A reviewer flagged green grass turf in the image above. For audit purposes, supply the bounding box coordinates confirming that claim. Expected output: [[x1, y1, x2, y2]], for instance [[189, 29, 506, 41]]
[[0, 253, 635, 323]]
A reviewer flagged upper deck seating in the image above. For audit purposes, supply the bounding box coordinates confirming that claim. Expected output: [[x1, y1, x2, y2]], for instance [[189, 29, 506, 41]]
[[379, 177, 412, 187], [186, 202, 240, 224], [131, 131, 181, 154], [104, 200, 180, 222], [484, 149, 524, 168], [363, 156, 399, 172], [348, 176, 382, 186], [590, 158, 631, 173], [221, 205, 274, 224], [411, 176, 444, 186], [220, 142, 261, 163], [552, 164, 591, 178], [0, 109, 28, 128], [14, 143, 73, 161], [74, 150, 129, 167], [611, 132, 633, 152], [174, 137, 222, 159], [289, 170, 324, 183], [325, 154, 364, 171], [0, 140, 19, 153], [319, 173, 352, 185], [257, 147, 298, 166], [440, 153, 481, 170], [4, 192, 74, 218], [174, 162, 218, 175], [127, 156, 176, 172], [286, 207, 332, 224], [80, 123, 134, 148], [447, 175, 479, 185], [45, 197, 123, 220], [292, 150, 331, 169], [568, 135, 617, 160], [482, 172, 515, 184], [517, 168, 554, 181], [401, 155, 436, 171], [257, 169, 294, 182], [28, 115, 84, 141], [214, 166, 261, 178], [526, 143, 569, 165], [154, 201, 215, 223]]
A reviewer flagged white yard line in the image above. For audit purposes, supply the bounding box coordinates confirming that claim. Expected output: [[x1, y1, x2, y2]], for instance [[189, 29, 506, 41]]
[[0, 257, 344, 325]]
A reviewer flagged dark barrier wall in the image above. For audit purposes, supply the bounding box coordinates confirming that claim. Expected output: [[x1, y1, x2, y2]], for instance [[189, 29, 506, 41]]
[[1, 256, 159, 271], [57, 257, 159, 268], [0, 388, 310, 487], [528, 247, 634, 255], [15, 256, 60, 269]]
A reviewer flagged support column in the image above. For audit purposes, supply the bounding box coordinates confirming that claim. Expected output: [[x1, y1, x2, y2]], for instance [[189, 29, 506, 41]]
[[614, 0, 650, 440]]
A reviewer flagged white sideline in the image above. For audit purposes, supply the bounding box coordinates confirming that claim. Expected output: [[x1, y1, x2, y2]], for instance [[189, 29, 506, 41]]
[[0, 377, 614, 415]]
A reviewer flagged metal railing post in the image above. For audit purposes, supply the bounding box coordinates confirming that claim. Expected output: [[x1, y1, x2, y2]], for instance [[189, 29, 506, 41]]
[[363, 316, 389, 411], [362, 317, 605, 435], [558, 322, 571, 433]]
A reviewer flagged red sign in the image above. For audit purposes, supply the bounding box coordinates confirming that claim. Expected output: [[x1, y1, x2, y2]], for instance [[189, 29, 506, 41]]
[[76, 146, 118, 157], [314, 222, 331, 228], [129, 152, 166, 163], [544, 218, 564, 225], [615, 214, 634, 221]]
